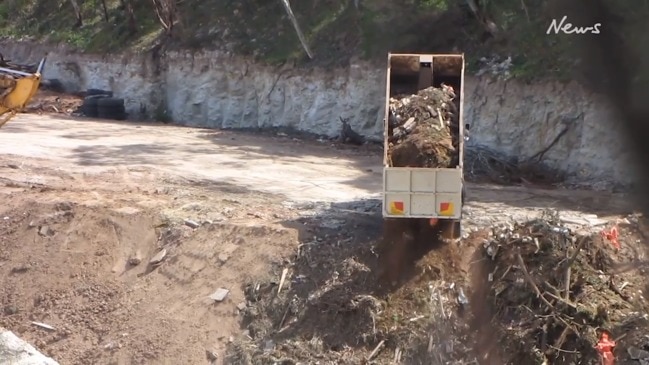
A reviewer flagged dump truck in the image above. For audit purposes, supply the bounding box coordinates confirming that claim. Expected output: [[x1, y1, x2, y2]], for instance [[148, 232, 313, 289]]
[[379, 53, 466, 284], [0, 56, 46, 128]]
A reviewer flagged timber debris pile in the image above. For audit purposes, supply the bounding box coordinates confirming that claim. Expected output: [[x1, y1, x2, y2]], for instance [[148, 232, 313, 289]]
[[481, 211, 649, 364], [387, 85, 460, 168]]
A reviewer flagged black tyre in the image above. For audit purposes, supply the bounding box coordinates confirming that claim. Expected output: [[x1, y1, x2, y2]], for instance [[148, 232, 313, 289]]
[[97, 97, 125, 108], [42, 78, 65, 93], [81, 95, 108, 117], [86, 88, 113, 97], [97, 98, 126, 120]]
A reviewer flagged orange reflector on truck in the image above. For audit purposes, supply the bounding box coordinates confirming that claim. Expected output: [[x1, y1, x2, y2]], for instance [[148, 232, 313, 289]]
[[389, 201, 405, 215], [439, 202, 454, 216]]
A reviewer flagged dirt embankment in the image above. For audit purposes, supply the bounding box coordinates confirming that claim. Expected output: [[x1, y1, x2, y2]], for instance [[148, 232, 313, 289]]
[[0, 159, 301, 365]]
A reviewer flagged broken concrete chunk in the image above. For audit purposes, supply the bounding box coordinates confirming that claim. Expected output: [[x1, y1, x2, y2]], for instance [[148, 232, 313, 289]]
[[209, 288, 230, 302], [38, 226, 54, 237], [628, 346, 649, 360], [218, 254, 229, 263], [236, 302, 247, 311], [263, 339, 275, 353], [184, 219, 200, 228], [149, 248, 167, 266], [3, 305, 17, 315], [128, 250, 143, 266], [205, 349, 218, 361], [560, 214, 607, 227]]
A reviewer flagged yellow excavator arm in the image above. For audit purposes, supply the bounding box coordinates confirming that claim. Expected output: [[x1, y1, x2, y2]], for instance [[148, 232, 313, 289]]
[[0, 57, 46, 128]]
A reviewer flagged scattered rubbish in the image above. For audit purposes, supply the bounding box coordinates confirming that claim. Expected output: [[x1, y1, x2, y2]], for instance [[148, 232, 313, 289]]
[[628, 346, 649, 361], [561, 213, 608, 227], [205, 349, 218, 361], [456, 287, 469, 305], [367, 340, 385, 361], [209, 288, 230, 302], [483, 212, 637, 364], [601, 226, 621, 250], [277, 268, 289, 295], [31, 321, 55, 331], [103, 341, 121, 350], [184, 219, 200, 228], [263, 339, 275, 353], [149, 248, 167, 266], [218, 253, 229, 263], [595, 331, 616, 365], [128, 251, 142, 266], [38, 225, 54, 237]]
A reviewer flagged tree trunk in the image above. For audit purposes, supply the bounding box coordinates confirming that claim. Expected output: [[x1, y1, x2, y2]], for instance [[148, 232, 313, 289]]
[[151, 0, 177, 36], [101, 0, 109, 22], [121, 0, 138, 33], [69, 0, 83, 28]]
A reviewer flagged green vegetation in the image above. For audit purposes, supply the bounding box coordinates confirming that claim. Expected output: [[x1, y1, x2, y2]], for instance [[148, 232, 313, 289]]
[[0, 0, 646, 80]]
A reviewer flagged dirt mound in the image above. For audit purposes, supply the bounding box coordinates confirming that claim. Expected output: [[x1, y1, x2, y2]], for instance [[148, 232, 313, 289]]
[[387, 85, 460, 168], [226, 211, 480, 364], [0, 195, 299, 364], [476, 212, 649, 364]]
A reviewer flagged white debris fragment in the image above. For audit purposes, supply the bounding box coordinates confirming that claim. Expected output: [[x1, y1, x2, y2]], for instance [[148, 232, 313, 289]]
[[31, 322, 55, 331], [149, 248, 167, 266], [209, 288, 230, 302], [184, 219, 200, 228]]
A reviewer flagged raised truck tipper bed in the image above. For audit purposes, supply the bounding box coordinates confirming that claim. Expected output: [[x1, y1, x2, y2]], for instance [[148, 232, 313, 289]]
[[379, 53, 466, 284]]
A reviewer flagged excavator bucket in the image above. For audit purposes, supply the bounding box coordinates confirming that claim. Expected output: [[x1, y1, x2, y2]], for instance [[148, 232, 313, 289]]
[[0, 57, 46, 128]]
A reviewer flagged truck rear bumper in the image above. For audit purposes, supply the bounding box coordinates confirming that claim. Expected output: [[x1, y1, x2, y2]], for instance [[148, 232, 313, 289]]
[[382, 167, 463, 219]]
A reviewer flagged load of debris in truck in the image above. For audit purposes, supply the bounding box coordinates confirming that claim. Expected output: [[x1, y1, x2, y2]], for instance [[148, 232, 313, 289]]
[[387, 84, 460, 168]]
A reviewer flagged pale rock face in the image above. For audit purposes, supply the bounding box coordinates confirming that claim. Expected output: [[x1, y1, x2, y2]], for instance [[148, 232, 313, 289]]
[[0, 330, 59, 365], [1, 41, 639, 188]]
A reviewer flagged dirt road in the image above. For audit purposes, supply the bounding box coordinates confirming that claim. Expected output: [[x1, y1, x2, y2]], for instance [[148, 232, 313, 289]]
[[0, 114, 382, 203], [0, 112, 640, 364]]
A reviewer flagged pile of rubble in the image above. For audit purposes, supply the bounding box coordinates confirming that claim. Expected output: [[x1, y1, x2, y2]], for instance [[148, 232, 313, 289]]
[[480, 210, 649, 364], [387, 85, 460, 168], [225, 211, 477, 364], [224, 204, 649, 364]]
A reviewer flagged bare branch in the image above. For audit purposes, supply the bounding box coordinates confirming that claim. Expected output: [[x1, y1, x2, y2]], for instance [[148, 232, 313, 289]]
[[280, 0, 313, 59]]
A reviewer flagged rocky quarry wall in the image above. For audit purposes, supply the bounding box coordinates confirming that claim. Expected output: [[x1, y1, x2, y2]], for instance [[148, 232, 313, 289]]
[[0, 329, 59, 365], [1, 41, 640, 189]]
